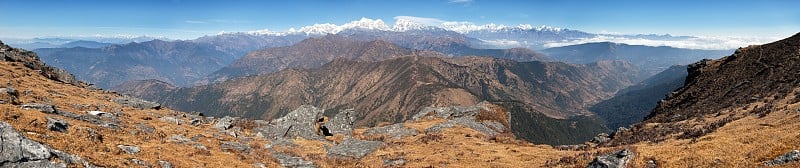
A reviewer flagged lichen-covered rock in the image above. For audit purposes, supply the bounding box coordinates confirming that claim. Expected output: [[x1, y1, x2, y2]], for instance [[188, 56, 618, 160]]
[[587, 149, 634, 168], [363, 123, 418, 139], [255, 105, 325, 140], [327, 138, 384, 159], [324, 109, 356, 135]]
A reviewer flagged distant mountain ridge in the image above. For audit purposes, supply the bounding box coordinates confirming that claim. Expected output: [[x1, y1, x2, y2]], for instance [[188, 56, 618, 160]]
[[203, 35, 549, 83], [34, 40, 239, 88], [542, 42, 733, 75]]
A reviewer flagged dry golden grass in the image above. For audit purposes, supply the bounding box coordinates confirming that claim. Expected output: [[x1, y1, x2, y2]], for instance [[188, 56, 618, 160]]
[[0, 61, 280, 167], [4, 59, 800, 167]]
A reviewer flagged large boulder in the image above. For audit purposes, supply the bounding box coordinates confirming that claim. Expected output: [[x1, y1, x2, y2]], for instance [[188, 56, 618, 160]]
[[323, 109, 356, 135], [255, 105, 325, 140], [1, 121, 93, 167], [587, 149, 634, 168]]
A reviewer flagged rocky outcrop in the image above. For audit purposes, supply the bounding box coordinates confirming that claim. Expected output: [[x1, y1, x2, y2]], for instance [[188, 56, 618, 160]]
[[414, 103, 507, 136], [1, 40, 84, 87], [0, 121, 94, 167], [323, 109, 356, 135], [363, 123, 418, 139], [255, 105, 325, 140], [21, 103, 58, 114], [765, 150, 800, 166], [271, 151, 316, 168], [114, 95, 161, 110], [587, 149, 634, 168], [326, 138, 384, 159]]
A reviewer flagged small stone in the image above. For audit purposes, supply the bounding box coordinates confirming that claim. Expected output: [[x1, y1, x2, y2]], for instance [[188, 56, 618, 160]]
[[383, 158, 406, 167], [130, 158, 151, 167], [168, 135, 191, 144], [117, 145, 141, 154], [158, 160, 173, 168]]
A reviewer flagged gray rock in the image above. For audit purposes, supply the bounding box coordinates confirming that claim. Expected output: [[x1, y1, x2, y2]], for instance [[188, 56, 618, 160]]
[[587, 149, 634, 168], [159, 116, 184, 125], [158, 160, 173, 168], [425, 120, 456, 133], [46, 117, 69, 133], [220, 141, 250, 153], [168, 135, 191, 144], [0, 121, 69, 167], [114, 95, 161, 110], [50, 149, 96, 168], [324, 109, 356, 135], [117, 145, 141, 154], [130, 158, 151, 167], [765, 150, 800, 166], [425, 117, 500, 136], [363, 123, 419, 139], [591, 133, 611, 144], [451, 117, 499, 136], [21, 103, 57, 114], [2, 160, 65, 168], [482, 120, 506, 133], [255, 105, 325, 140], [271, 152, 316, 168], [0, 87, 19, 105], [137, 124, 155, 134], [214, 116, 236, 130], [383, 158, 406, 167], [327, 138, 384, 159]]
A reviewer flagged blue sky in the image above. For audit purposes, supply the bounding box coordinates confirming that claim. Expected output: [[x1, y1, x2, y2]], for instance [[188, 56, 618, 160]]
[[0, 0, 798, 39]]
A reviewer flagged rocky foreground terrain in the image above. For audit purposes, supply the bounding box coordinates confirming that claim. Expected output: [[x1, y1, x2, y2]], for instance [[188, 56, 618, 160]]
[[3, 33, 800, 167]]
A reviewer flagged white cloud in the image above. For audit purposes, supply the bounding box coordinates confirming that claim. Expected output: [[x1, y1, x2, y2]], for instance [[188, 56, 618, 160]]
[[543, 35, 778, 50], [482, 39, 523, 48]]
